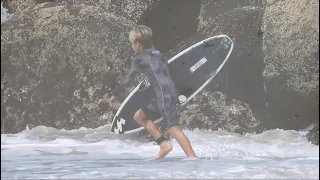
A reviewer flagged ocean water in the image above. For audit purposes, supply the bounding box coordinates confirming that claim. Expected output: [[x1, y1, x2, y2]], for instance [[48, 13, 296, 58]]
[[1, 125, 319, 179]]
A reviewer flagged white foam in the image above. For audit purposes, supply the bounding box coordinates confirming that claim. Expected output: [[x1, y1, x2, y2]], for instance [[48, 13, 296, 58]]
[[1, 2, 10, 22], [1, 125, 319, 179]]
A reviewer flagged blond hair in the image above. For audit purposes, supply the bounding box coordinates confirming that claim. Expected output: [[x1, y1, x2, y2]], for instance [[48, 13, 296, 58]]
[[129, 25, 153, 48]]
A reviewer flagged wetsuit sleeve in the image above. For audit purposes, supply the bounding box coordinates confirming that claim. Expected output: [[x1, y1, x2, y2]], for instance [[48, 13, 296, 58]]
[[112, 57, 141, 96], [161, 54, 168, 64]]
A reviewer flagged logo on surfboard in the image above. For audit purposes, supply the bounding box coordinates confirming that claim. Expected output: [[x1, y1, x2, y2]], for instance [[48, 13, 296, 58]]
[[189, 57, 208, 73], [113, 117, 126, 134], [221, 37, 232, 49], [152, 50, 160, 55], [138, 78, 150, 91], [142, 79, 150, 87]]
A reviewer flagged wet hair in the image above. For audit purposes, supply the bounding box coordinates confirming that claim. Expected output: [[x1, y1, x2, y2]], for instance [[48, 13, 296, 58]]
[[129, 25, 153, 49]]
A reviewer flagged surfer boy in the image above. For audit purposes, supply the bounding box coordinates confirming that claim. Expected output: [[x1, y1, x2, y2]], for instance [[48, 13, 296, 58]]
[[110, 25, 198, 160]]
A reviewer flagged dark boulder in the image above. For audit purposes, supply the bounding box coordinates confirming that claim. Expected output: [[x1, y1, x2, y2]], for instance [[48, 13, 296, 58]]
[[306, 124, 319, 145], [1, 2, 136, 133], [164, 4, 266, 134], [262, 0, 319, 130], [4, 0, 161, 23]]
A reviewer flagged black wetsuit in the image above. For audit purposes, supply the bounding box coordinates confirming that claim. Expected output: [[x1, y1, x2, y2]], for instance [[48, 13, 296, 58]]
[[112, 48, 179, 128]]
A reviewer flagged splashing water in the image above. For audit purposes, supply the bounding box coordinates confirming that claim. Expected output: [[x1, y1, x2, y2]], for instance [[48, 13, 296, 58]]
[[1, 124, 319, 179], [1, 2, 10, 22]]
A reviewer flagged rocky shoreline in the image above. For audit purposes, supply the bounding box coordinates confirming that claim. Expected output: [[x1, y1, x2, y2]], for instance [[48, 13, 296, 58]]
[[1, 0, 318, 145]]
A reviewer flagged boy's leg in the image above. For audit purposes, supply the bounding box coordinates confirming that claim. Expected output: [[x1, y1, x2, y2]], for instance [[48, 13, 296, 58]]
[[134, 96, 165, 140], [169, 125, 198, 158], [133, 109, 161, 139], [164, 99, 198, 158], [133, 108, 172, 160]]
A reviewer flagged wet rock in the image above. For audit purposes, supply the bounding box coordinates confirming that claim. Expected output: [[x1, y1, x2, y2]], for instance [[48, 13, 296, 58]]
[[306, 124, 319, 145], [143, 90, 260, 142], [262, 0, 319, 130], [198, 3, 267, 125], [180, 91, 260, 134], [137, 0, 201, 52], [198, 0, 266, 31], [57, 0, 161, 23], [5, 0, 161, 23], [164, 3, 266, 134], [170, 0, 319, 135], [4, 0, 54, 13], [1, 2, 136, 133], [2, 0, 318, 138]]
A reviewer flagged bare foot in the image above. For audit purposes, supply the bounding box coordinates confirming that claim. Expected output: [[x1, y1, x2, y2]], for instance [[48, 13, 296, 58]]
[[187, 155, 199, 159], [153, 141, 172, 160]]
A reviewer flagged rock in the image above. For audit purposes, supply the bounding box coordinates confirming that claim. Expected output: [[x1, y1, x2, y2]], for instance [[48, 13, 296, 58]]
[[203, 6, 268, 131], [56, 0, 161, 23], [137, 0, 201, 52], [262, 0, 319, 130], [198, 0, 265, 31], [2, 0, 318, 138], [173, 0, 318, 134], [306, 124, 319, 145], [140, 90, 260, 140], [1, 1, 10, 22], [180, 91, 260, 134], [4, 0, 54, 13], [5, 0, 161, 23], [5, 0, 36, 12], [164, 3, 266, 133], [1, 2, 136, 133]]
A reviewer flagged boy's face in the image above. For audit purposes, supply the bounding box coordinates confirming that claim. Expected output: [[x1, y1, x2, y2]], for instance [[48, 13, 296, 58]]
[[131, 41, 143, 53]]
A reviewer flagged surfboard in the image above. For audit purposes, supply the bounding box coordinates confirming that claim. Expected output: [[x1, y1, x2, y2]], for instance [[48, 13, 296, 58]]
[[110, 35, 234, 134]]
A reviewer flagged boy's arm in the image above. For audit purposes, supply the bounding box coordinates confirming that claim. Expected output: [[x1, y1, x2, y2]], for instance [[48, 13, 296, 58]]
[[112, 58, 141, 96], [161, 53, 169, 64]]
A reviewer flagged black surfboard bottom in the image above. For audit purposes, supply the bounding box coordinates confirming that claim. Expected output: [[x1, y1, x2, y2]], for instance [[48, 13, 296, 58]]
[[111, 35, 234, 134]]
